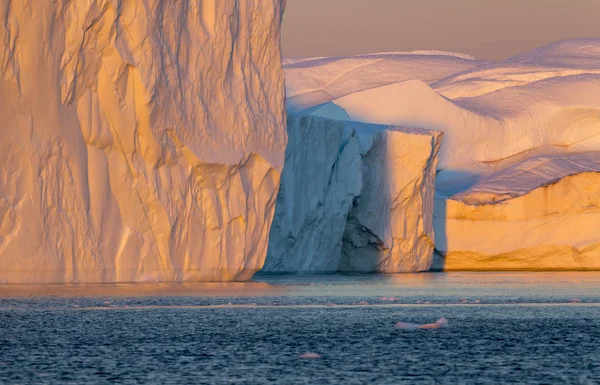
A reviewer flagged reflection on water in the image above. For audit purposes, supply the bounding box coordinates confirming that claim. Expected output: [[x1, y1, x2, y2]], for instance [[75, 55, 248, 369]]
[[0, 281, 281, 298], [1, 272, 599, 301], [1, 272, 600, 384]]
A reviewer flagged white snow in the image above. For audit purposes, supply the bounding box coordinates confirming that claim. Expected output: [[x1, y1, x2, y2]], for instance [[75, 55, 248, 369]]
[[292, 40, 600, 176], [284, 51, 487, 112], [263, 115, 442, 273], [0, 0, 286, 283]]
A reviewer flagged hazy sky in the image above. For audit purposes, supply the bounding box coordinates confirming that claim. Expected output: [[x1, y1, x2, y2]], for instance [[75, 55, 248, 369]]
[[282, 0, 600, 61]]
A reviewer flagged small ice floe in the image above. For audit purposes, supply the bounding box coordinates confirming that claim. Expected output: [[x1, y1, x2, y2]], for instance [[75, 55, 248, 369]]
[[299, 353, 322, 359], [395, 317, 448, 330]]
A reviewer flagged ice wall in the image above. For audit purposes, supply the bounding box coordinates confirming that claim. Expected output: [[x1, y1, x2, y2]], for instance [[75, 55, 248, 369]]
[[263, 115, 442, 274], [0, 0, 286, 283], [433, 153, 600, 270]]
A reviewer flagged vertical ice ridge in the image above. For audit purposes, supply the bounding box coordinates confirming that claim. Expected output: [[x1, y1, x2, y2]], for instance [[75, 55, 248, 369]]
[[0, 0, 286, 283]]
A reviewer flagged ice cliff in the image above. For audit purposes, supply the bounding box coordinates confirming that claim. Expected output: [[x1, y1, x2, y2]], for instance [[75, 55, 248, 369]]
[[262, 115, 442, 273], [0, 0, 286, 283], [433, 153, 600, 270]]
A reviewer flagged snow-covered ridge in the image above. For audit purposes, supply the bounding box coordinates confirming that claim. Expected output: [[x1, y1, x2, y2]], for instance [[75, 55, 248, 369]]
[[452, 153, 600, 205], [292, 40, 600, 177], [504, 38, 600, 68], [284, 50, 478, 66], [284, 52, 488, 112]]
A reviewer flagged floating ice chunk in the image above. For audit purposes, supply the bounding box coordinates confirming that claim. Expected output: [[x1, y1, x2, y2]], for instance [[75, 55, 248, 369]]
[[395, 317, 448, 330], [299, 353, 322, 359]]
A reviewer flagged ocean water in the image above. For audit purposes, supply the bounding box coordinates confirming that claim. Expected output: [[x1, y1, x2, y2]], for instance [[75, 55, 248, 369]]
[[1, 273, 599, 384]]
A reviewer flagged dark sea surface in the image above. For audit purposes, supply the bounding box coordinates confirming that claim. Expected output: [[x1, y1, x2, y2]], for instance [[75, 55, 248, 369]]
[[1, 272, 600, 384]]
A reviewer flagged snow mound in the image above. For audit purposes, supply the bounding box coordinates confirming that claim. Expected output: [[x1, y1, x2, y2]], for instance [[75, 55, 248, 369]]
[[505, 38, 600, 69], [433, 39, 600, 99], [0, 0, 286, 283]]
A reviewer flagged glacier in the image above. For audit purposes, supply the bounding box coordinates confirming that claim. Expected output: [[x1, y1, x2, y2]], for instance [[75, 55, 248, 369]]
[[0, 0, 286, 283], [262, 115, 442, 274]]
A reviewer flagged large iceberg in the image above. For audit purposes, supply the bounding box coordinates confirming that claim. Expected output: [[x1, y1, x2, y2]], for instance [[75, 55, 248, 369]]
[[287, 39, 600, 270], [0, 0, 286, 283], [262, 115, 442, 273]]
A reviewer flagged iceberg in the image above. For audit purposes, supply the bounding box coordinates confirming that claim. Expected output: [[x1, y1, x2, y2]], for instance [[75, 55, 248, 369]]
[[395, 317, 448, 330], [433, 153, 600, 270], [296, 39, 600, 176], [263, 115, 442, 273], [288, 39, 600, 270], [0, 0, 286, 283]]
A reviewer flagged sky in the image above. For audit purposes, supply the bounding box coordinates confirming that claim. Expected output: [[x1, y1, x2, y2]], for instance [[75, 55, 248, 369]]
[[282, 0, 600, 61]]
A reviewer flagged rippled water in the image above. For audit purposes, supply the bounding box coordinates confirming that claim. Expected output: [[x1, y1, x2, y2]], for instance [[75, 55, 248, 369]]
[[1, 273, 599, 384]]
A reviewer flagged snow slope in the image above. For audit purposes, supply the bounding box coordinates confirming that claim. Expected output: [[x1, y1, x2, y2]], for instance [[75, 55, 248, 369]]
[[296, 39, 600, 193], [263, 115, 442, 273], [311, 74, 600, 176], [0, 0, 286, 283], [284, 51, 487, 112]]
